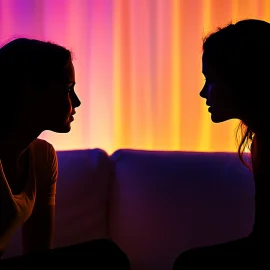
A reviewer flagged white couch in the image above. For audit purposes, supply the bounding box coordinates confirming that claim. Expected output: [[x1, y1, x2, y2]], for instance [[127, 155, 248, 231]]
[[3, 148, 255, 270]]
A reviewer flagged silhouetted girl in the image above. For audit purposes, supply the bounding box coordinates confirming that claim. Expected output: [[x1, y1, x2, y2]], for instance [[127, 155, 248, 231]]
[[0, 38, 129, 269], [174, 19, 270, 269]]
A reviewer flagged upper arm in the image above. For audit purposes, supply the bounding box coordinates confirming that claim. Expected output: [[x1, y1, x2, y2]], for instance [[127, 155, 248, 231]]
[[45, 143, 58, 206], [22, 142, 58, 254], [22, 205, 55, 253]]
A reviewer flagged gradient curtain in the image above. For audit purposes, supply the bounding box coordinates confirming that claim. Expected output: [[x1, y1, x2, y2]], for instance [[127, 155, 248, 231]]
[[0, 0, 269, 154]]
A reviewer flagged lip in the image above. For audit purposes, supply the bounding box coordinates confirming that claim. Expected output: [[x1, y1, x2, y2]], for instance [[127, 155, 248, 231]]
[[70, 115, 74, 121], [208, 106, 212, 112]]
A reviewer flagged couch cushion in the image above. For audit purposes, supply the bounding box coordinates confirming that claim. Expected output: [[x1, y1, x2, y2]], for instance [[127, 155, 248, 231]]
[[108, 150, 255, 270], [3, 148, 111, 258]]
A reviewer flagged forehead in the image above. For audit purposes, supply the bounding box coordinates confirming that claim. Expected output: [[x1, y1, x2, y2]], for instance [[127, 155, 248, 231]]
[[60, 61, 75, 82], [202, 53, 209, 73], [202, 53, 220, 77]]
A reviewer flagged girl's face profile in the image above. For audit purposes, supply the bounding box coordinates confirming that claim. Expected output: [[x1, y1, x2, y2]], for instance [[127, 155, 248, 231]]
[[200, 53, 240, 123], [32, 60, 82, 133]]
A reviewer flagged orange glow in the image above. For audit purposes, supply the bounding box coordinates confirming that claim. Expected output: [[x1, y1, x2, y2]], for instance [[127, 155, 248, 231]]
[[0, 0, 269, 154]]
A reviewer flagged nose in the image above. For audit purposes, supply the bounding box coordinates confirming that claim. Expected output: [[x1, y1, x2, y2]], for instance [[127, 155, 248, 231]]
[[199, 82, 207, 99], [71, 92, 81, 108]]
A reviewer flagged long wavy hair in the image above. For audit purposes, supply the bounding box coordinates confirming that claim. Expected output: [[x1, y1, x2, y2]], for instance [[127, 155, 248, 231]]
[[202, 19, 270, 172], [236, 121, 255, 172]]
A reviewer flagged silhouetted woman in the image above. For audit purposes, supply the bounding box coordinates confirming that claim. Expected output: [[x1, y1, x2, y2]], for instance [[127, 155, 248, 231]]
[[0, 38, 129, 268], [174, 19, 270, 269]]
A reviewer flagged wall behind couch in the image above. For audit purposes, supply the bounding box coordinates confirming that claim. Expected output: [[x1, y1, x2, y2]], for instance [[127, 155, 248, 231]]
[[0, 0, 269, 154]]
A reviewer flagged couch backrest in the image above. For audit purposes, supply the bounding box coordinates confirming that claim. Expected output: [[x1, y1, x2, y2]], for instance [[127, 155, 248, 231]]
[[54, 148, 111, 247], [3, 148, 255, 270], [108, 150, 255, 270]]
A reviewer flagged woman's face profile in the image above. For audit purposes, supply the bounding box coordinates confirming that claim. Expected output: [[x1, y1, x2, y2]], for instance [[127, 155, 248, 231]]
[[37, 60, 81, 133], [200, 53, 240, 123]]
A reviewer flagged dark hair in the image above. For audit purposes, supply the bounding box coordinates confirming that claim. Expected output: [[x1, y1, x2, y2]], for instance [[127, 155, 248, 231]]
[[0, 38, 72, 128], [202, 19, 270, 171]]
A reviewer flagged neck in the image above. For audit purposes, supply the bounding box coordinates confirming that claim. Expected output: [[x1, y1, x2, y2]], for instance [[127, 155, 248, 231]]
[[0, 125, 42, 162]]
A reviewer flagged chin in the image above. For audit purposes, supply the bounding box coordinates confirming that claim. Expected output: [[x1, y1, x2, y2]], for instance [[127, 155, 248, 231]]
[[210, 113, 231, 123], [54, 125, 72, 133], [47, 122, 72, 133]]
